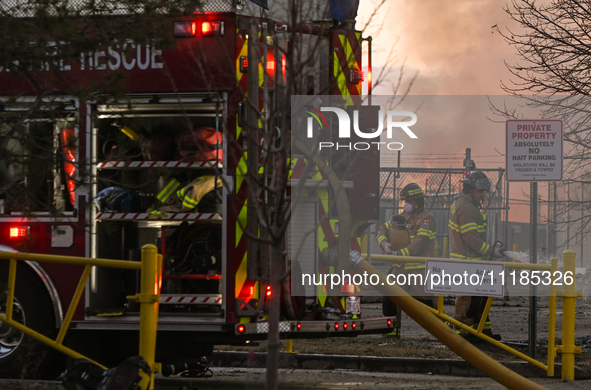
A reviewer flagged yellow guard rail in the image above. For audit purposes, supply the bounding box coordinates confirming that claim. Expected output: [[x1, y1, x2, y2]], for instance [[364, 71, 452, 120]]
[[0, 244, 161, 389], [365, 249, 581, 380]]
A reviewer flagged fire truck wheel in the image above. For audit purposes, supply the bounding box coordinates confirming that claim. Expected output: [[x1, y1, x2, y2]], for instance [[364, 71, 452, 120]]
[[0, 266, 66, 379]]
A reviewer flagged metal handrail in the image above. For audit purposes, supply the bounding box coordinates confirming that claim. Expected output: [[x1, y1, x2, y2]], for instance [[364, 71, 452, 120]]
[[0, 244, 161, 388], [364, 251, 581, 380]]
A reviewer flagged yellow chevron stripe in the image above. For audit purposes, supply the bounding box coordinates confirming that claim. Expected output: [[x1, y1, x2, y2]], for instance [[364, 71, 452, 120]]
[[236, 116, 243, 142], [236, 151, 248, 189], [318, 283, 327, 307], [235, 252, 248, 298], [344, 34, 361, 95], [236, 198, 247, 247], [334, 35, 353, 106], [236, 31, 248, 84]]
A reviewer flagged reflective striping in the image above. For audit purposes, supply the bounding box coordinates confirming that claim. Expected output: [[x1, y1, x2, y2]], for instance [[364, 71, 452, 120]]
[[235, 252, 248, 299], [333, 31, 362, 100], [450, 221, 486, 235], [417, 228, 435, 239], [182, 198, 199, 209], [97, 161, 221, 169], [400, 247, 409, 257], [377, 235, 388, 244], [450, 252, 487, 260], [177, 188, 200, 209], [156, 179, 180, 203], [160, 295, 222, 305], [96, 213, 221, 220], [460, 223, 478, 233], [479, 242, 490, 255], [334, 35, 354, 104], [448, 220, 460, 232]]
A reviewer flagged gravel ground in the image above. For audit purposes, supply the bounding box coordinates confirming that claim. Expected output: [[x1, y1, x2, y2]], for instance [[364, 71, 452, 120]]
[[5, 297, 590, 389]]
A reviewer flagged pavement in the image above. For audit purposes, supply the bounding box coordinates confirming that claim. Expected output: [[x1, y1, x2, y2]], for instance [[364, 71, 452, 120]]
[[5, 348, 589, 390], [5, 359, 590, 390], [208, 350, 590, 379], [154, 368, 591, 390]]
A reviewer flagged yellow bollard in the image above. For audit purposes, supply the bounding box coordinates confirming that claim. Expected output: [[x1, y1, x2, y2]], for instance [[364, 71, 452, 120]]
[[513, 244, 518, 262], [547, 258, 558, 377], [129, 244, 162, 389], [286, 339, 293, 353], [560, 250, 580, 380]]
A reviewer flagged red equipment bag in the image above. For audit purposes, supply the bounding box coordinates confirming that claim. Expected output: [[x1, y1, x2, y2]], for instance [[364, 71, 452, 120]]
[[175, 127, 222, 163], [60, 128, 77, 206]]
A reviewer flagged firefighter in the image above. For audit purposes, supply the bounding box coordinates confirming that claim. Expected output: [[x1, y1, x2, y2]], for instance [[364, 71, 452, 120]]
[[448, 170, 504, 339], [377, 183, 437, 324]]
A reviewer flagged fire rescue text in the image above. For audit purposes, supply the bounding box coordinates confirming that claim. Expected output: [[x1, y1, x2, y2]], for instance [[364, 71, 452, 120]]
[[0, 40, 163, 72]]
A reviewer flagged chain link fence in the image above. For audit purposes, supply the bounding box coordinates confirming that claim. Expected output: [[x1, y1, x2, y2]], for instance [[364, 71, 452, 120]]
[[368, 167, 508, 260], [0, 0, 234, 17]]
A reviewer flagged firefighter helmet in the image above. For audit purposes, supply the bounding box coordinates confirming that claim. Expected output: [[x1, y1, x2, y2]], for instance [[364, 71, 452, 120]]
[[461, 170, 491, 191], [400, 183, 424, 200]]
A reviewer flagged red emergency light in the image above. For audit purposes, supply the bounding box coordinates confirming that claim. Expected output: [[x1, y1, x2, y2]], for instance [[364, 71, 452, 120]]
[[349, 69, 364, 84], [237, 325, 245, 334], [265, 285, 272, 298], [201, 21, 225, 37], [9, 226, 30, 240], [239, 56, 276, 74]]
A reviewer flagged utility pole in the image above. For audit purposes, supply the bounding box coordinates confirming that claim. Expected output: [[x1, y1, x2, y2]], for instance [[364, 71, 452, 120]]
[[552, 182, 557, 256], [581, 183, 584, 267], [528, 182, 538, 359], [547, 183, 553, 257], [567, 182, 570, 249], [463, 148, 475, 172]]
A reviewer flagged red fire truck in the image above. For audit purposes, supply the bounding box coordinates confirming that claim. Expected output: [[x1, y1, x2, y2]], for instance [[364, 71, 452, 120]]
[[0, 2, 387, 378]]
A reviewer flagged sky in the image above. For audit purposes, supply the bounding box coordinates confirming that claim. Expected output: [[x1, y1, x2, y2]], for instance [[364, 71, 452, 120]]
[[357, 0, 544, 222]]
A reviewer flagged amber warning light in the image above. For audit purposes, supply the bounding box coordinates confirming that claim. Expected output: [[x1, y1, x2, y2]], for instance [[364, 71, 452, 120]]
[[201, 21, 225, 37], [9, 226, 30, 240]]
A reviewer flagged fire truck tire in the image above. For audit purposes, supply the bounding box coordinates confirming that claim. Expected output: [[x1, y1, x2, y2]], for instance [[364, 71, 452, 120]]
[[0, 265, 66, 379]]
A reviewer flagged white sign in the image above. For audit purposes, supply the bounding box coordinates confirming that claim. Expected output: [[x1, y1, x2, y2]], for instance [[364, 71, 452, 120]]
[[506, 119, 563, 182], [424, 260, 505, 297]]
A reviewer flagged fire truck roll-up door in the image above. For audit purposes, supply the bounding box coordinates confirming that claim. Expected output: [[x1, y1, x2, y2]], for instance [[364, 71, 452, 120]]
[[88, 94, 228, 329], [284, 197, 319, 321]]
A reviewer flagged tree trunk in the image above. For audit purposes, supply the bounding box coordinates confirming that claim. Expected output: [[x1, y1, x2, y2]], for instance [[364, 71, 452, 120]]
[[265, 242, 283, 390]]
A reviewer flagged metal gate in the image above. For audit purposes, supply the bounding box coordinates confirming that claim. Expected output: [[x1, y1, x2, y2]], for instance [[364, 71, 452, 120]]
[[369, 167, 509, 258]]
